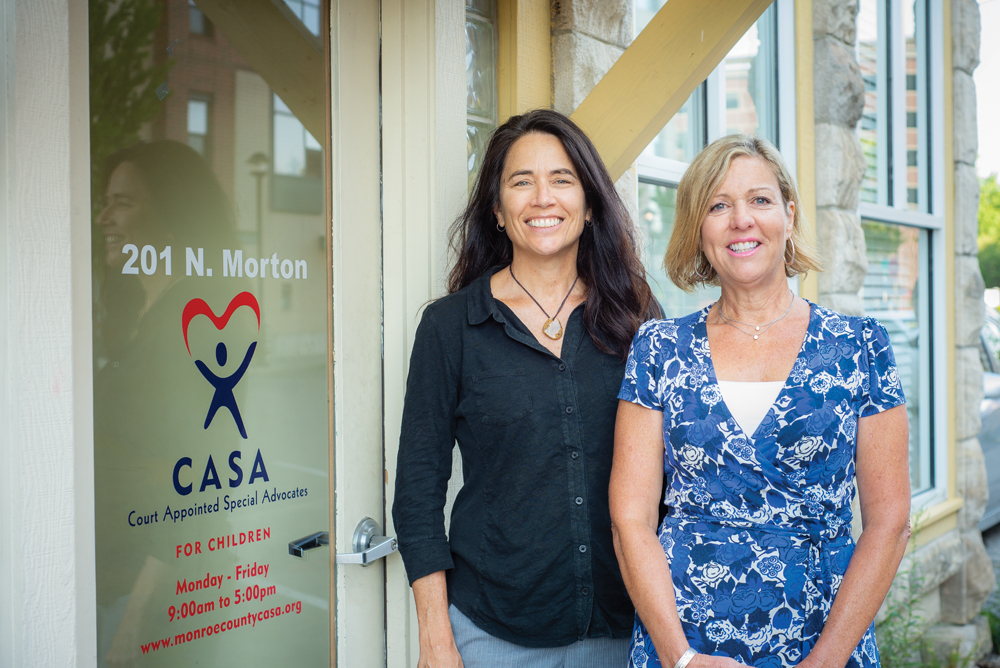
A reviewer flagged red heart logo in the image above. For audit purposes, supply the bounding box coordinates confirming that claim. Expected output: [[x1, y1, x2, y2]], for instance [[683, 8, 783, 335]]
[[181, 292, 260, 355]]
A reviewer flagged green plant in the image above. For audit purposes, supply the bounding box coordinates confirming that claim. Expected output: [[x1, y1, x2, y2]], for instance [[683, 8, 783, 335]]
[[878, 513, 982, 668], [878, 530, 927, 668], [981, 570, 1000, 656], [925, 645, 976, 668], [979, 174, 1000, 289], [986, 609, 1000, 653], [88, 0, 173, 364], [89, 0, 173, 197]]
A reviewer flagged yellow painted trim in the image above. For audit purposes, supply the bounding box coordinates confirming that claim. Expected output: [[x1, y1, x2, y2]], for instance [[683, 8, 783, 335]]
[[908, 498, 963, 552], [795, 0, 818, 302], [496, 0, 552, 123], [570, 0, 773, 181], [943, 0, 957, 503], [195, 0, 325, 141]]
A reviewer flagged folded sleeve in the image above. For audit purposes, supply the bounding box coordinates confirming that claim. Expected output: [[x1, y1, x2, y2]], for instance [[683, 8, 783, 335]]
[[617, 320, 665, 411], [859, 316, 907, 417], [391, 307, 461, 584]]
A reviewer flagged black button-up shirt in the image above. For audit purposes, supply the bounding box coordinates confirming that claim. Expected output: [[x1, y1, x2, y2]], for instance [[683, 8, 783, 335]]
[[392, 268, 633, 648]]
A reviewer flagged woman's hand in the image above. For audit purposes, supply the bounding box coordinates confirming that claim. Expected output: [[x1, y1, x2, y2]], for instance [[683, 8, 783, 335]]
[[417, 619, 464, 668], [612, 402, 723, 668], [688, 653, 746, 668], [413, 571, 464, 668]]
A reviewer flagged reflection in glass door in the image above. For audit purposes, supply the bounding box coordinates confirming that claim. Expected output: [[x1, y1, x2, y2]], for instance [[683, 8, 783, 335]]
[[89, 1, 331, 664]]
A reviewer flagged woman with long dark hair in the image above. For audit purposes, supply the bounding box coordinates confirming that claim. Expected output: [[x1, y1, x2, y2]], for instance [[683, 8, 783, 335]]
[[393, 109, 660, 667]]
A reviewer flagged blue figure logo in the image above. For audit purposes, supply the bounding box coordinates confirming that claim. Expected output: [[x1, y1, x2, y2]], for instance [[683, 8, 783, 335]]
[[194, 341, 256, 439], [181, 292, 260, 438]]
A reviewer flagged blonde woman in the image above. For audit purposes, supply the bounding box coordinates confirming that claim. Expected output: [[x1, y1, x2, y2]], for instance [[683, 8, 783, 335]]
[[610, 135, 911, 668]]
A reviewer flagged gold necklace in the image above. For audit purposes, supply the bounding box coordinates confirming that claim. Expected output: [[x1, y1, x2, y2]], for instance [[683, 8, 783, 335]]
[[509, 266, 579, 340], [717, 290, 795, 341]]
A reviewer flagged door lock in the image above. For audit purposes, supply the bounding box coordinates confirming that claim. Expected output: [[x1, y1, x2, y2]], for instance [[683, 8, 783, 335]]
[[335, 517, 398, 566], [287, 518, 397, 567]]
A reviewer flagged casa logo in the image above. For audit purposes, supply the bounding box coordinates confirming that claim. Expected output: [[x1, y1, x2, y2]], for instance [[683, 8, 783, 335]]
[[181, 292, 259, 439]]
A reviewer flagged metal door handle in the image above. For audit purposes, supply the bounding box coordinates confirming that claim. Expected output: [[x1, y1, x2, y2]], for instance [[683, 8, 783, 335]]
[[288, 531, 329, 557], [335, 517, 398, 566], [287, 518, 398, 566]]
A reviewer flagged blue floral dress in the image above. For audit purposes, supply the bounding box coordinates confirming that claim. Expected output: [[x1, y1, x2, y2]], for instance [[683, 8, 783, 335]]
[[618, 302, 905, 668]]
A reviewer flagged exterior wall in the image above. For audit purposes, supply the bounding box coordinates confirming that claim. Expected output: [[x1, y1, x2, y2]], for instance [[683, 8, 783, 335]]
[[0, 0, 992, 664], [809, 0, 993, 656], [551, 0, 638, 218], [552, 0, 994, 659], [937, 0, 995, 645], [812, 0, 867, 317], [807, 0, 992, 657], [0, 1, 95, 666]]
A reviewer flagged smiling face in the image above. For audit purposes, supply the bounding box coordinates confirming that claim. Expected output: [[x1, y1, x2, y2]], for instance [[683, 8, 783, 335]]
[[494, 132, 591, 265], [700, 155, 795, 291], [96, 161, 157, 269]]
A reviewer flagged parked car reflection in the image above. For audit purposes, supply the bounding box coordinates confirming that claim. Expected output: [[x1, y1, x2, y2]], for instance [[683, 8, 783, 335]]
[[978, 306, 1000, 530]]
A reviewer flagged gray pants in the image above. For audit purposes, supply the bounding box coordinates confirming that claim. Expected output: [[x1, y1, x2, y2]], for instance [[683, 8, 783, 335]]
[[449, 604, 630, 668]]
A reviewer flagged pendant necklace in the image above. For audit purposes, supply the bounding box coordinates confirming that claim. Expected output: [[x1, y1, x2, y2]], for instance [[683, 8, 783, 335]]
[[717, 290, 795, 341], [509, 266, 579, 341]]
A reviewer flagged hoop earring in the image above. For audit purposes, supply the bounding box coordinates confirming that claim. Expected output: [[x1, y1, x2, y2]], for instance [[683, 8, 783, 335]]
[[785, 237, 796, 267], [497, 222, 505, 233], [585, 218, 594, 228]]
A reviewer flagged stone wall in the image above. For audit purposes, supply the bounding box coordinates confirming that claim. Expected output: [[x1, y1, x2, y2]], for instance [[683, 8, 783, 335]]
[[811, 0, 993, 657], [813, 0, 867, 316], [939, 0, 995, 635], [551, 0, 638, 220]]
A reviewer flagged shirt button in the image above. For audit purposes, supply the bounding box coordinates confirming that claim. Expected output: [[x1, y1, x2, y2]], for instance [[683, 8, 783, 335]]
[[565, 406, 574, 414], [571, 451, 579, 459], [575, 496, 583, 505], [581, 587, 590, 595], [558, 363, 566, 371], [579, 544, 587, 553]]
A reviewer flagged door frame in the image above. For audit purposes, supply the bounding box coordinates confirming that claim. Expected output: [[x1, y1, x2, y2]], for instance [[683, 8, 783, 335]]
[[378, 0, 469, 664], [328, 0, 385, 664]]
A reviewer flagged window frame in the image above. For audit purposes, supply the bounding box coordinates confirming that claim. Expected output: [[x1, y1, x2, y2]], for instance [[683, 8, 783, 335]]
[[635, 0, 797, 299], [636, 0, 796, 186], [270, 92, 324, 214], [859, 0, 946, 511], [186, 93, 212, 160], [465, 0, 498, 189], [634, 0, 948, 506], [188, 0, 213, 38]]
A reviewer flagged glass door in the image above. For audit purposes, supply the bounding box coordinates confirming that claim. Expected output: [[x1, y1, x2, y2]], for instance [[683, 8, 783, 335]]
[[89, 1, 363, 664]]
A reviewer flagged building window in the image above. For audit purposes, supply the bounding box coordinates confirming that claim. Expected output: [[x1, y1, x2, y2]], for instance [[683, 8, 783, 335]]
[[856, 0, 945, 502], [466, 0, 497, 192], [189, 0, 212, 37], [187, 96, 210, 158], [282, 0, 321, 37], [861, 221, 932, 493], [634, 0, 792, 316], [271, 93, 323, 214], [857, 0, 931, 213]]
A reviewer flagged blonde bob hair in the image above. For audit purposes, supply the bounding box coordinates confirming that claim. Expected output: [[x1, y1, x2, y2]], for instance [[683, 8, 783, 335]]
[[665, 134, 821, 292]]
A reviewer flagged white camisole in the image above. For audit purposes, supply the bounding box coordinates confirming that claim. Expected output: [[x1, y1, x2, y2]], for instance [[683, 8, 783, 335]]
[[716, 380, 785, 437]]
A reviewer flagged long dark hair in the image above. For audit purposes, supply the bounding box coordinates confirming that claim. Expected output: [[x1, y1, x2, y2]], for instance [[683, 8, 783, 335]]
[[448, 109, 660, 360]]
